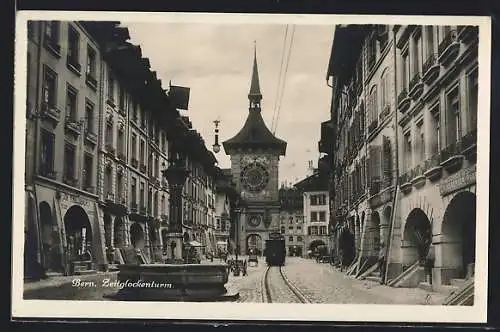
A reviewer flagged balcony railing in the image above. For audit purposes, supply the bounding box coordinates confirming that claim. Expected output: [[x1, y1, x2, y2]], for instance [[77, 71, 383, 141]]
[[380, 105, 390, 121], [369, 179, 381, 196], [106, 97, 116, 108], [63, 176, 79, 187], [438, 30, 458, 56], [84, 185, 95, 194], [130, 202, 138, 212], [457, 26, 479, 43], [40, 169, 57, 180], [423, 54, 437, 75], [398, 88, 408, 105], [105, 193, 115, 202], [118, 107, 126, 117], [438, 30, 459, 66], [409, 73, 421, 92], [66, 56, 81, 76], [118, 152, 126, 162], [65, 118, 82, 137], [461, 129, 477, 153], [139, 163, 147, 173], [84, 130, 97, 145], [43, 37, 61, 58]]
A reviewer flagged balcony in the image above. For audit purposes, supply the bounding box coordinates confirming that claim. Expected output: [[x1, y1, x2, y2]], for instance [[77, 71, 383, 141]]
[[105, 144, 116, 156], [131, 158, 139, 168], [368, 119, 378, 134], [408, 73, 424, 100], [409, 164, 426, 189], [397, 88, 411, 114], [63, 176, 79, 187], [457, 26, 479, 44], [130, 202, 138, 213], [118, 107, 127, 117], [380, 105, 390, 121], [40, 103, 61, 127], [43, 38, 61, 58], [117, 195, 127, 206], [438, 30, 460, 66], [422, 54, 440, 84], [140, 205, 147, 215], [64, 118, 82, 137], [423, 154, 443, 182], [66, 56, 82, 76], [439, 142, 465, 174], [84, 185, 95, 194], [461, 129, 477, 161], [106, 97, 116, 109], [399, 172, 412, 195], [85, 73, 97, 91], [84, 130, 97, 146], [139, 163, 147, 173]]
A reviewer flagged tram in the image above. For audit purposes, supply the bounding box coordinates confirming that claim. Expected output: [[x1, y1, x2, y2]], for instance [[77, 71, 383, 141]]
[[264, 232, 286, 266]]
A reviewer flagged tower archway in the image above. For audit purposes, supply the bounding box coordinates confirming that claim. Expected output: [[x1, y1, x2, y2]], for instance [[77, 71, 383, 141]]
[[130, 223, 145, 249], [63, 205, 93, 262]]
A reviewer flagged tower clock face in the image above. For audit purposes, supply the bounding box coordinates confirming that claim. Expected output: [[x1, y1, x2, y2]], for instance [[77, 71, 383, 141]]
[[248, 215, 262, 227], [241, 162, 270, 193]]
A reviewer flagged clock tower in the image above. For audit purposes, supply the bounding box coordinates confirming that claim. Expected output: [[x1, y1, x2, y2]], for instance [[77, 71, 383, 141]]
[[223, 45, 287, 255]]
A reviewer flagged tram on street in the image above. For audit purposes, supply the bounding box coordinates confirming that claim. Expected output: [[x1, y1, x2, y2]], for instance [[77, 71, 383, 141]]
[[264, 232, 286, 266]]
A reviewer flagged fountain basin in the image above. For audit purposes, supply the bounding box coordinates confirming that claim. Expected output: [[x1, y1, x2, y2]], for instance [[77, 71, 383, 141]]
[[109, 263, 239, 301]]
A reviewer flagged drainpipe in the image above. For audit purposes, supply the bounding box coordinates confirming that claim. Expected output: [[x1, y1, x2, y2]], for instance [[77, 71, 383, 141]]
[[384, 27, 400, 285]]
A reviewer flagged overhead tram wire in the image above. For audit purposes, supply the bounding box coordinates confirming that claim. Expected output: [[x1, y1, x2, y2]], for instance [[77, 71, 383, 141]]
[[271, 25, 289, 131], [273, 25, 295, 135]]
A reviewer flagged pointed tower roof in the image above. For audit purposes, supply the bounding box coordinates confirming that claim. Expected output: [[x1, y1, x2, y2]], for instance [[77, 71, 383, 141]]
[[248, 42, 262, 98], [223, 44, 287, 156]]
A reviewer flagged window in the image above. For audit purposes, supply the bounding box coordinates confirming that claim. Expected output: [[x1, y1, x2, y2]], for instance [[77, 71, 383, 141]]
[[119, 84, 126, 111], [288, 236, 294, 242], [319, 211, 326, 222], [116, 172, 123, 200], [86, 46, 96, 77], [63, 142, 76, 182], [310, 211, 318, 222], [369, 86, 378, 124], [311, 226, 319, 236], [132, 101, 138, 122], [430, 105, 441, 154], [281, 226, 285, 234], [154, 191, 158, 216], [318, 194, 326, 205], [297, 236, 303, 242], [141, 109, 146, 128], [320, 226, 327, 235], [105, 122, 113, 146], [381, 69, 390, 109], [404, 131, 412, 171], [140, 140, 145, 164], [140, 182, 145, 208], [85, 100, 94, 133], [131, 133, 137, 160], [104, 167, 112, 199], [288, 226, 294, 231], [426, 26, 435, 59], [67, 25, 80, 67], [367, 33, 377, 70], [131, 178, 137, 205], [310, 195, 318, 205], [446, 86, 461, 144], [468, 68, 478, 132], [416, 120, 425, 162], [378, 25, 388, 51], [42, 66, 57, 108], [39, 129, 55, 176], [65, 85, 78, 122], [44, 21, 59, 45], [83, 153, 93, 189], [402, 47, 410, 91], [107, 68, 114, 102], [117, 128, 124, 156], [148, 153, 153, 177], [411, 31, 422, 77]]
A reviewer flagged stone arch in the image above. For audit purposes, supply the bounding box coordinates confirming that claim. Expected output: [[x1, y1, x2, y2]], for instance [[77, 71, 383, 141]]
[[402, 208, 432, 267], [309, 239, 326, 252], [113, 216, 126, 248], [64, 205, 93, 261], [103, 213, 112, 248], [130, 222, 145, 249], [246, 233, 263, 255], [441, 191, 476, 280], [368, 210, 381, 256], [339, 227, 356, 266]]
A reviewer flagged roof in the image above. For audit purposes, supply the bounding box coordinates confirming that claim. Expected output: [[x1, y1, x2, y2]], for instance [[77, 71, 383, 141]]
[[294, 172, 329, 192], [223, 46, 287, 155]]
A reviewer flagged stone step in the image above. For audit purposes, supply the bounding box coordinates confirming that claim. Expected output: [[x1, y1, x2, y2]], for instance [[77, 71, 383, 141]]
[[365, 275, 382, 283], [418, 281, 433, 292], [450, 278, 467, 287], [74, 269, 97, 276]]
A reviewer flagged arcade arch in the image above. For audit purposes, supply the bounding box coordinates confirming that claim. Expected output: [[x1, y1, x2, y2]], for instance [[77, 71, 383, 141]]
[[64, 205, 93, 261], [402, 208, 432, 266]]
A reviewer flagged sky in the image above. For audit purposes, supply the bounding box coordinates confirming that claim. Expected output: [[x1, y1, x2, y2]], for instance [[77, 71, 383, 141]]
[[125, 22, 334, 186]]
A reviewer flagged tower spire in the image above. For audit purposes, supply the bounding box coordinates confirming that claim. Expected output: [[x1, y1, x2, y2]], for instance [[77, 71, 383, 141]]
[[248, 41, 262, 109]]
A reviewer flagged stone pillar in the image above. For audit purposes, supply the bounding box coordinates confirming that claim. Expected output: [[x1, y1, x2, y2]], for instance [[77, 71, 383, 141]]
[[110, 215, 115, 249]]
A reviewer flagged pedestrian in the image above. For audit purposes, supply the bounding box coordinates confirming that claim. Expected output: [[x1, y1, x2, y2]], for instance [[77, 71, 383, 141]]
[[425, 244, 435, 284], [378, 243, 386, 284]]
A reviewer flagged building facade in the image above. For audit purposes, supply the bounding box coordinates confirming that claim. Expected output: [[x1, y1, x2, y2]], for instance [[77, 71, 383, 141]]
[[322, 24, 478, 291], [294, 171, 330, 257], [23, 20, 222, 279], [279, 186, 305, 257], [222, 48, 287, 256]]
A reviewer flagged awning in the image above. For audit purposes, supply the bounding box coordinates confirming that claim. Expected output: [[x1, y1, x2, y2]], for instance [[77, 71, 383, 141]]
[[187, 240, 205, 247]]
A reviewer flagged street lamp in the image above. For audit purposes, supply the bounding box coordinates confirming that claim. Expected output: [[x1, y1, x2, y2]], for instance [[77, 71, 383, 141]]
[[212, 119, 221, 153]]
